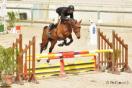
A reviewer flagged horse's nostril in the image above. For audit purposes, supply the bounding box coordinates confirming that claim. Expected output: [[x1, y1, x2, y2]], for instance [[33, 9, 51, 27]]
[[78, 37, 80, 39]]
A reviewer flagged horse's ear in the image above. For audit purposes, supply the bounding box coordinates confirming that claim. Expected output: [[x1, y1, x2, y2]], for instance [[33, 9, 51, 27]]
[[79, 19, 82, 23]]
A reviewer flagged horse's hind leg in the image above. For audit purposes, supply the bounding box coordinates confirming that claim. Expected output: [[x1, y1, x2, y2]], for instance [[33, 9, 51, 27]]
[[49, 40, 57, 53], [64, 35, 73, 46], [40, 39, 49, 53], [47, 40, 57, 63]]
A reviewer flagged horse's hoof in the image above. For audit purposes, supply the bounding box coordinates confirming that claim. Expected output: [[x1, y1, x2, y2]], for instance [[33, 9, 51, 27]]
[[58, 44, 64, 47], [65, 43, 70, 46], [37, 60, 41, 62], [47, 59, 50, 63]]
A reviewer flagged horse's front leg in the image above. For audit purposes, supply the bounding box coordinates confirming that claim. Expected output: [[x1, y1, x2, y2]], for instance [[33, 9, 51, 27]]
[[64, 35, 73, 46], [47, 40, 57, 63], [58, 40, 66, 47]]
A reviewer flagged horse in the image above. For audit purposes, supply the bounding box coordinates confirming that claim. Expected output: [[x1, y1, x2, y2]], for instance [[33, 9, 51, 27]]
[[40, 19, 82, 62]]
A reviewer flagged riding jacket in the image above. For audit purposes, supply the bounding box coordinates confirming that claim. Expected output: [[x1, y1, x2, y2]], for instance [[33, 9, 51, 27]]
[[56, 7, 74, 21]]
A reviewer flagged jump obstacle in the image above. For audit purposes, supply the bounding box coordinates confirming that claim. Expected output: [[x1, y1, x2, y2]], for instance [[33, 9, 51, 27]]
[[25, 49, 112, 77], [35, 52, 97, 77], [29, 49, 112, 78], [12, 34, 36, 82], [12, 28, 130, 81], [97, 28, 130, 72]]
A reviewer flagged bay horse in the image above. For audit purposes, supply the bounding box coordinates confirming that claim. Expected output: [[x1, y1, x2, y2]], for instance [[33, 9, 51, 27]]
[[40, 19, 82, 62]]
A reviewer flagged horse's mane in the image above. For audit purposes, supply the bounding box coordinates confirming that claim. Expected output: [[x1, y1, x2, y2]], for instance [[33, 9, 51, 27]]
[[64, 19, 77, 25]]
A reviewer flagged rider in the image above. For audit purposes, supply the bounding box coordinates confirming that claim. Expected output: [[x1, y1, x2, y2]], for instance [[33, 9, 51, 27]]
[[56, 5, 74, 22], [48, 5, 75, 31]]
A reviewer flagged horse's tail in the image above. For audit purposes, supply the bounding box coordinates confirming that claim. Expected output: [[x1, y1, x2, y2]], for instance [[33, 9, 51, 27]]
[[41, 26, 49, 50], [42, 26, 48, 38]]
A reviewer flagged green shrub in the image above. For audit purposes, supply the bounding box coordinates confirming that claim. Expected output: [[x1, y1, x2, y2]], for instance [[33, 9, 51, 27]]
[[0, 24, 4, 32], [0, 46, 16, 75]]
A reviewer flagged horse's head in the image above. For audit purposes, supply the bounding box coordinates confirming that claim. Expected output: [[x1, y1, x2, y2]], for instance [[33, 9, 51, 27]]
[[71, 19, 82, 39]]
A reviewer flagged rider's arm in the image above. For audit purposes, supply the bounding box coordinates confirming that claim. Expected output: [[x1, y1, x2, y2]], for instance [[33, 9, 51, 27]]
[[70, 13, 74, 19]]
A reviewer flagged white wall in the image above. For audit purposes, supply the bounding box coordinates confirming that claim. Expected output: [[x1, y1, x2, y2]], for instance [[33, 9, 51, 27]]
[[1, 0, 132, 26]]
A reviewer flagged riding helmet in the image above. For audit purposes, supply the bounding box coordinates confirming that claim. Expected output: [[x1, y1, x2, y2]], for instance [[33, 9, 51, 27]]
[[68, 5, 74, 11]]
